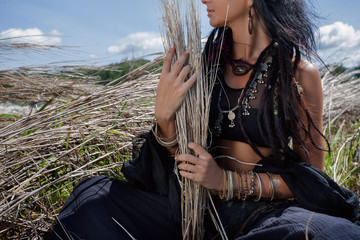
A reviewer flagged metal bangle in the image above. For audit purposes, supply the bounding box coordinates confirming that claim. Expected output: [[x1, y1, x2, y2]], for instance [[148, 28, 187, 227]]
[[267, 172, 275, 201], [254, 172, 262, 202], [228, 171, 234, 200]]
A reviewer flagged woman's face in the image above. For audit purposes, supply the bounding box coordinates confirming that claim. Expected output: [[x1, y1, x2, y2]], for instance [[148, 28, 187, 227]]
[[201, 0, 250, 28]]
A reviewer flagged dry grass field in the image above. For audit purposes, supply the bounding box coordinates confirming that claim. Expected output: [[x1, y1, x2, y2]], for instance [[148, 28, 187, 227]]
[[0, 43, 359, 238]]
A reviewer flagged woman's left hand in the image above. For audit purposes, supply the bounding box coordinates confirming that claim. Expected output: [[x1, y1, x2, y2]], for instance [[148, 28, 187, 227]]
[[175, 142, 223, 191]]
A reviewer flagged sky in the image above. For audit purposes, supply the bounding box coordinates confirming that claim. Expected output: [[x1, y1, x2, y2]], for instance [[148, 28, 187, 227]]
[[1, 0, 360, 70]]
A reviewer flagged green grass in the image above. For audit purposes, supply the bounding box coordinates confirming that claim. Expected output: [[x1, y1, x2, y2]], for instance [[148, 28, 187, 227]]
[[0, 113, 21, 118], [324, 121, 360, 195]]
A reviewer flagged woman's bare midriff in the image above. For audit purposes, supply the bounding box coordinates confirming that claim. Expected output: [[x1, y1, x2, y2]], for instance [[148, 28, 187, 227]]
[[214, 138, 273, 172]]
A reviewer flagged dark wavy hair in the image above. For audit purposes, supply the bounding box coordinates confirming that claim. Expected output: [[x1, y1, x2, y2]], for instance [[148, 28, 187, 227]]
[[203, 0, 329, 165]]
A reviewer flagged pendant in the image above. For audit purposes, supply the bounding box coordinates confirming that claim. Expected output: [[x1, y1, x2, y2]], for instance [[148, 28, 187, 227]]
[[228, 111, 236, 127], [233, 65, 250, 76]]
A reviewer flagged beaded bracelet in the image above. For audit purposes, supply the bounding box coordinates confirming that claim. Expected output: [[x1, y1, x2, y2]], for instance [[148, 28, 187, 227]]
[[242, 172, 248, 201], [236, 172, 242, 200], [248, 171, 255, 197]]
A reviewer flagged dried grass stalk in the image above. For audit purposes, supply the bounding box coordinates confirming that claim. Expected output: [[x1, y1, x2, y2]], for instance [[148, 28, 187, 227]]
[[159, 1, 225, 239], [321, 68, 360, 127]]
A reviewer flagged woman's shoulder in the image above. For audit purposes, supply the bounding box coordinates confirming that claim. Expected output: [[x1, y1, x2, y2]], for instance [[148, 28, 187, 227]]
[[294, 59, 322, 98], [295, 59, 321, 87]]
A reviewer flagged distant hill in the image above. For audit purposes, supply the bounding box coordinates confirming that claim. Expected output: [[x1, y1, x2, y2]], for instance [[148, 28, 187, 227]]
[[83, 58, 163, 85]]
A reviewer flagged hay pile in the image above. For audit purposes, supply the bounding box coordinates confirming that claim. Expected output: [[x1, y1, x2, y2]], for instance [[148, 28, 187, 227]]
[[0, 58, 162, 238]]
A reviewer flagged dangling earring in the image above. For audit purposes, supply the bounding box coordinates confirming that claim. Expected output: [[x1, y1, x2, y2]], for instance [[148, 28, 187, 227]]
[[248, 7, 253, 35]]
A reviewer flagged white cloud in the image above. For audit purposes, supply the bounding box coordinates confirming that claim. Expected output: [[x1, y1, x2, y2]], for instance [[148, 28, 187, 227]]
[[89, 54, 98, 59], [107, 32, 163, 57], [319, 22, 360, 50], [317, 22, 360, 67], [0, 28, 62, 45]]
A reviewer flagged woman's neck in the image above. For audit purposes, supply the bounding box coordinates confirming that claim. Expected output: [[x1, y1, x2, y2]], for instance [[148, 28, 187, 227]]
[[229, 15, 271, 63]]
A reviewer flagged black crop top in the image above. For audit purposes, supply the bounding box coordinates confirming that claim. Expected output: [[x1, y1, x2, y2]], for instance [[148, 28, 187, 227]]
[[207, 41, 288, 149], [208, 76, 270, 148]]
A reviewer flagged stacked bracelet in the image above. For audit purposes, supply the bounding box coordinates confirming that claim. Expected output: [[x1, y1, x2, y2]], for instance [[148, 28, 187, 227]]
[[235, 170, 261, 202], [218, 170, 277, 202], [152, 118, 178, 147], [218, 170, 235, 201]]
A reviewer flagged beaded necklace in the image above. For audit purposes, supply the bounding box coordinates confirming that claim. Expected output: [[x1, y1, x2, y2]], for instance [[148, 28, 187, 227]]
[[214, 41, 278, 137]]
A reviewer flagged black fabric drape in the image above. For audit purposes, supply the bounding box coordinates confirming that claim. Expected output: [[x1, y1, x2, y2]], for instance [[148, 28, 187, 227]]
[[121, 129, 182, 223], [254, 158, 360, 225], [121, 130, 360, 226]]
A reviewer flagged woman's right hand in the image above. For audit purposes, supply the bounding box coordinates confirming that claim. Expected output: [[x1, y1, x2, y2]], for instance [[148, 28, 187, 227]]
[[155, 46, 197, 121]]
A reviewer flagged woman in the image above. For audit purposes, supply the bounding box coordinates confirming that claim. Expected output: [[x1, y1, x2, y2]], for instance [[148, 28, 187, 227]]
[[52, 0, 360, 239]]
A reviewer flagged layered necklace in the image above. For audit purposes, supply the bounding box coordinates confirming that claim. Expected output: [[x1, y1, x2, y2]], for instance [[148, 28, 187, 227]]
[[214, 41, 278, 137]]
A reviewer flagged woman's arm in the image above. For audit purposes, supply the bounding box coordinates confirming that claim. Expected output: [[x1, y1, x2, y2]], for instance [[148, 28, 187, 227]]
[[293, 60, 325, 170], [254, 61, 325, 199], [251, 61, 324, 199], [175, 142, 293, 199]]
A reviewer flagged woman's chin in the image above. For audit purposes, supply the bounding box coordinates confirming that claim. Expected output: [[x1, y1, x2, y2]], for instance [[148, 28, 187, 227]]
[[209, 20, 225, 28]]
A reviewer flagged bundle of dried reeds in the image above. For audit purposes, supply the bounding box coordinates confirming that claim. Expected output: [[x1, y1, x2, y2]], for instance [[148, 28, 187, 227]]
[[159, 0, 225, 239], [160, 0, 206, 238]]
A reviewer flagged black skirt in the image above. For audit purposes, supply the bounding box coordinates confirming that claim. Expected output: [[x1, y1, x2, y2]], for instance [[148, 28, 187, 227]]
[[51, 130, 360, 239], [51, 176, 182, 240], [51, 176, 360, 240]]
